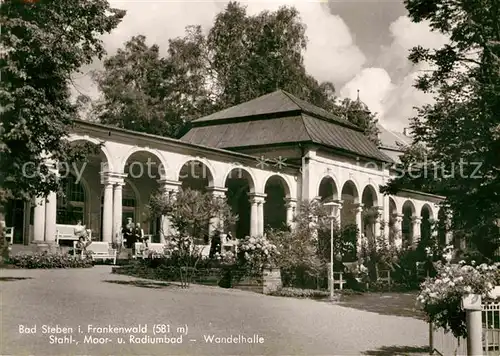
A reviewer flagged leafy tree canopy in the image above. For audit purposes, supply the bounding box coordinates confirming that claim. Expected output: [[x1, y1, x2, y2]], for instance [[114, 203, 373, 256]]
[[0, 0, 125, 202], [91, 1, 379, 141], [384, 0, 500, 257]]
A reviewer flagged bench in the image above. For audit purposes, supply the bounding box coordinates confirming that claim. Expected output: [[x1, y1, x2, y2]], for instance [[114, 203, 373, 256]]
[[133, 242, 167, 259], [5, 227, 14, 245], [86, 242, 116, 264], [56, 224, 92, 244]]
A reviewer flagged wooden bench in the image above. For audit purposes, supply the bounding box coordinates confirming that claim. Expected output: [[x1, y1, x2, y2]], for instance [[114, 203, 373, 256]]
[[86, 242, 116, 264], [5, 227, 14, 245], [56, 224, 92, 244], [133, 242, 167, 259]]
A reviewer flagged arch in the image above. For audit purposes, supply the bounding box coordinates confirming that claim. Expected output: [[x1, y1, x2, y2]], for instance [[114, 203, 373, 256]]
[[66, 136, 114, 172], [120, 146, 169, 179], [420, 203, 433, 245], [223, 166, 256, 193], [402, 200, 416, 248], [178, 158, 215, 188], [224, 167, 256, 238], [389, 197, 398, 215], [340, 180, 360, 228], [421, 203, 434, 219], [402, 200, 416, 216], [262, 173, 291, 198], [317, 175, 339, 201], [263, 175, 289, 232], [341, 180, 360, 203], [361, 184, 379, 208]]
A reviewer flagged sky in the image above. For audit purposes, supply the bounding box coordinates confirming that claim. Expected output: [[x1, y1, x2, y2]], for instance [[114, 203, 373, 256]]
[[73, 0, 449, 133]]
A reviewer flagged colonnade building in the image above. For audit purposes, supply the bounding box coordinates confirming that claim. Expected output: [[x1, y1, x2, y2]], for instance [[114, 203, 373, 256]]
[[5, 90, 447, 254]]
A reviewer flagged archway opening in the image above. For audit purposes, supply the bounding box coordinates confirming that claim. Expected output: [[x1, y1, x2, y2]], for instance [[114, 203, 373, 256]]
[[123, 151, 163, 241], [68, 139, 109, 241], [225, 168, 254, 239], [264, 175, 289, 232], [388, 198, 398, 245], [402, 200, 415, 249], [318, 177, 338, 202], [420, 204, 433, 248], [340, 181, 359, 228], [361, 185, 378, 240], [179, 160, 213, 192]]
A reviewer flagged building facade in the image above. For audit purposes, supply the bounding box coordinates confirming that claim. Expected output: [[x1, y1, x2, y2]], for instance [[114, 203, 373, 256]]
[[4, 90, 446, 254]]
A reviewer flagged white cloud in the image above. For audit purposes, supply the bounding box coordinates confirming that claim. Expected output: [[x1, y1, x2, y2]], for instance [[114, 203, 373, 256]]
[[340, 16, 448, 133], [72, 1, 365, 98], [339, 67, 394, 116]]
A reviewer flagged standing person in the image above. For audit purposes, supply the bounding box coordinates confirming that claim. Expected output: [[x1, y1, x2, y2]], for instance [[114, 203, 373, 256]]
[[122, 217, 134, 249], [132, 223, 144, 256], [209, 230, 222, 258]]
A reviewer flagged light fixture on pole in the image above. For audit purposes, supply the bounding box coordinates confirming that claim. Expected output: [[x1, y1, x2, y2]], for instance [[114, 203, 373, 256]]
[[324, 201, 339, 301]]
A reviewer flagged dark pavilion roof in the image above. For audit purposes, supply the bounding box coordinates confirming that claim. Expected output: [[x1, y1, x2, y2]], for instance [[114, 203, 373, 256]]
[[181, 90, 393, 162]]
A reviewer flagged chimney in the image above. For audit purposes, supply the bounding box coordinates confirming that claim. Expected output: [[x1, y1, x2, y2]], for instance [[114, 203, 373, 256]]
[[403, 128, 409, 136]]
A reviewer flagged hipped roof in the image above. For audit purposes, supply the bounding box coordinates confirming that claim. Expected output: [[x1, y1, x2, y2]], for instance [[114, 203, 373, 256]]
[[181, 90, 393, 162]]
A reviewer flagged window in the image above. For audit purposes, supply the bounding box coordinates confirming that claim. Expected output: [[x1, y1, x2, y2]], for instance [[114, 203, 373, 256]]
[[57, 174, 85, 224]]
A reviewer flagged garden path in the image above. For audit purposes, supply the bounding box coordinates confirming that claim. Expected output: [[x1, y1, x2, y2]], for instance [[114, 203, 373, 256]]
[[1, 266, 429, 355]]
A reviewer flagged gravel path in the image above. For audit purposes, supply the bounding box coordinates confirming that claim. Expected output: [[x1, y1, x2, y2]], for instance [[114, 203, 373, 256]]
[[1, 266, 429, 355]]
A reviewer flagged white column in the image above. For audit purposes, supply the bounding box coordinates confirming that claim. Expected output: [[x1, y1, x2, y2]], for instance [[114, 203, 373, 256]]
[[374, 206, 383, 239], [383, 195, 390, 242], [249, 197, 258, 236], [32, 197, 45, 243], [157, 179, 182, 242], [257, 198, 265, 236], [284, 198, 297, 230], [334, 200, 343, 228], [394, 214, 404, 250], [249, 194, 265, 236], [411, 216, 422, 249], [112, 182, 124, 243], [355, 203, 364, 257], [102, 182, 113, 243], [44, 191, 57, 243]]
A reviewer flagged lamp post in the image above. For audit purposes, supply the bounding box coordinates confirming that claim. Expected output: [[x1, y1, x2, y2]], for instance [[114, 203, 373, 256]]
[[324, 201, 339, 301]]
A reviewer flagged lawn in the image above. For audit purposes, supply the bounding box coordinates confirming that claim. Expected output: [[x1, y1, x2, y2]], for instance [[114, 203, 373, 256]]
[[337, 291, 425, 320]]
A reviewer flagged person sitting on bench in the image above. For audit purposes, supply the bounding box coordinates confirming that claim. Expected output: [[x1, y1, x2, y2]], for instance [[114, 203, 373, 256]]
[[74, 220, 91, 242]]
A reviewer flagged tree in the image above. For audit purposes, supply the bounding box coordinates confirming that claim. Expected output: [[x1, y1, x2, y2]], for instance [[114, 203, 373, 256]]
[[0, 0, 124, 262], [91, 1, 340, 137], [384, 0, 500, 258], [337, 98, 380, 145], [92, 32, 213, 137], [147, 188, 236, 287]]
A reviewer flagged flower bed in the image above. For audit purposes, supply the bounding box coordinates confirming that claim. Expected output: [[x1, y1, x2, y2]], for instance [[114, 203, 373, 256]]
[[8, 252, 94, 269]]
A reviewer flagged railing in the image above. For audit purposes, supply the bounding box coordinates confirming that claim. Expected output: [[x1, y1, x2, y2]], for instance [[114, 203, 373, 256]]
[[430, 288, 500, 355], [429, 324, 467, 355], [483, 300, 500, 355]]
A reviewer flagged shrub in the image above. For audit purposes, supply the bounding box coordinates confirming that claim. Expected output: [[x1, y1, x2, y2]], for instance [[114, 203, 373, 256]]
[[270, 287, 329, 299], [417, 258, 500, 338], [9, 252, 94, 269], [238, 235, 279, 271]]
